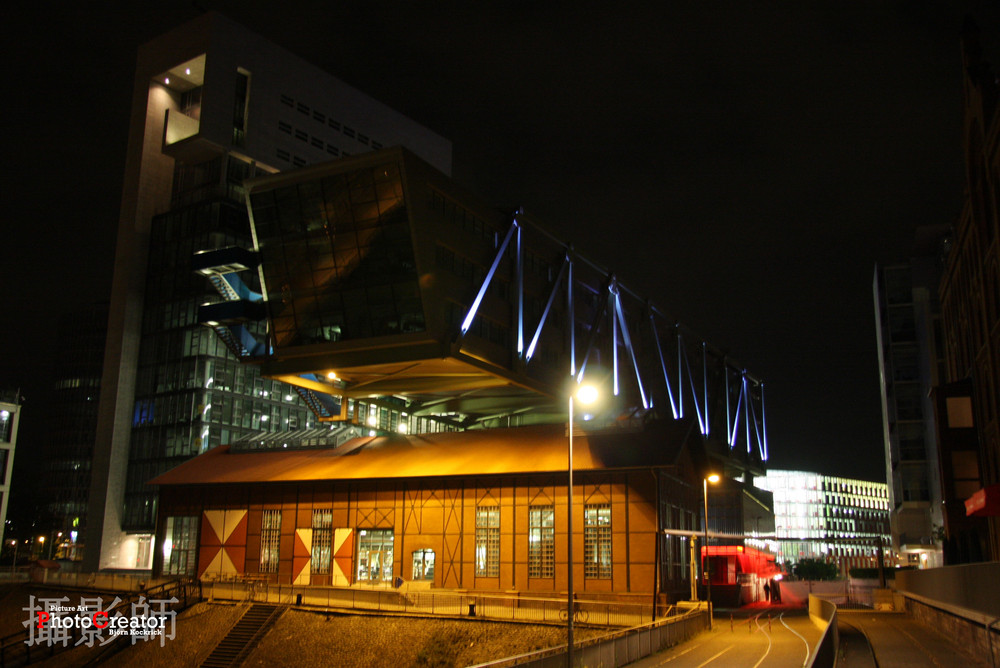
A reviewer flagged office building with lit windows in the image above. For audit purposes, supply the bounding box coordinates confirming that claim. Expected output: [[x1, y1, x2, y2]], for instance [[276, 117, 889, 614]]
[[755, 470, 892, 574], [86, 12, 452, 571]]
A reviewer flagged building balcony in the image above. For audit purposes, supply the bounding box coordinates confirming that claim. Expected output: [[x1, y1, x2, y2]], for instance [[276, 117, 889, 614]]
[[162, 109, 222, 162]]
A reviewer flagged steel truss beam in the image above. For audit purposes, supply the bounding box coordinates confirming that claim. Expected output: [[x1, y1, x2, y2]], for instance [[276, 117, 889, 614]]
[[456, 210, 768, 464]]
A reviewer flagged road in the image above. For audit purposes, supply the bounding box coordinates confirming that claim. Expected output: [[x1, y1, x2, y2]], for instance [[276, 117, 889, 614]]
[[628, 609, 822, 668], [628, 608, 992, 668]]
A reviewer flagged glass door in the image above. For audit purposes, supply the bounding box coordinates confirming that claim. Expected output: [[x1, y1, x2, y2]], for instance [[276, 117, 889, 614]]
[[356, 529, 394, 583]]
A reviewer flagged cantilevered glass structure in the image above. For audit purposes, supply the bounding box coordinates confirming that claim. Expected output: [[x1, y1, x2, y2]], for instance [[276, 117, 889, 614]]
[[197, 147, 769, 478]]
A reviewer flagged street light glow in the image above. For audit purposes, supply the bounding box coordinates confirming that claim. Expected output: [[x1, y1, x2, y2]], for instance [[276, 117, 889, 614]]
[[707, 473, 720, 484], [576, 383, 599, 405]]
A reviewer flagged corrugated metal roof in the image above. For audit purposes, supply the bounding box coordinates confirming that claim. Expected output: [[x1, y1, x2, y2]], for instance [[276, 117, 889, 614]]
[[151, 419, 699, 486]]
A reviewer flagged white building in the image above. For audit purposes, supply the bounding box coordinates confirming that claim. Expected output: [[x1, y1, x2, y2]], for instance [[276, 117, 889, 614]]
[[86, 12, 452, 571], [756, 470, 894, 574]]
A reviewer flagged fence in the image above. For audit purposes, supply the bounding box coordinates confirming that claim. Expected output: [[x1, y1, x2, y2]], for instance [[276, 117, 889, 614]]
[[202, 579, 662, 628]]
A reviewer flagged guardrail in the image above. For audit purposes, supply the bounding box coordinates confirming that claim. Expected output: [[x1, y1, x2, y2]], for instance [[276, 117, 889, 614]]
[[202, 579, 662, 628]]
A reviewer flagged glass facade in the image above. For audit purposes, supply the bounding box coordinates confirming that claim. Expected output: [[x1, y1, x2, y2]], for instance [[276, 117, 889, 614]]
[[163, 516, 198, 576], [124, 155, 310, 532], [249, 160, 425, 349], [756, 470, 891, 570]]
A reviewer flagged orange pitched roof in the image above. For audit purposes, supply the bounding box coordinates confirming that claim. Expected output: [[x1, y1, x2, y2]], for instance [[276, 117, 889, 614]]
[[150, 419, 699, 486]]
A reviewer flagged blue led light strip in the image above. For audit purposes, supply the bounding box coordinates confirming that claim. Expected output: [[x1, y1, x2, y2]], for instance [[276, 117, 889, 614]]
[[729, 381, 744, 449], [613, 289, 648, 409], [650, 317, 679, 419], [525, 255, 570, 362], [612, 290, 619, 396], [575, 274, 614, 384], [515, 221, 524, 357], [760, 383, 769, 460], [680, 338, 706, 435], [460, 220, 519, 336]]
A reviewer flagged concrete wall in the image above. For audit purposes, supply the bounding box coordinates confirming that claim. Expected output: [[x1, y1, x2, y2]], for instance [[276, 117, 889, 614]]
[[807, 595, 838, 668], [895, 562, 1000, 665], [905, 597, 999, 666], [895, 561, 1000, 617]]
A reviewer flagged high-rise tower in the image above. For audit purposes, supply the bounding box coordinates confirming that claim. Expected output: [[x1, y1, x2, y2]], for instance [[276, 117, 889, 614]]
[[86, 12, 451, 571]]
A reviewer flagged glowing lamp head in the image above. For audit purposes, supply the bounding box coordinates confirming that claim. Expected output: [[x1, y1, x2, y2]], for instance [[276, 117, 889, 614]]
[[576, 384, 599, 405], [707, 474, 721, 484]]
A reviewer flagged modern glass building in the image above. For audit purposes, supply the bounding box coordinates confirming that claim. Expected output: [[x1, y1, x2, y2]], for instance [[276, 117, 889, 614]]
[[86, 12, 452, 571], [40, 303, 109, 560], [756, 470, 893, 574]]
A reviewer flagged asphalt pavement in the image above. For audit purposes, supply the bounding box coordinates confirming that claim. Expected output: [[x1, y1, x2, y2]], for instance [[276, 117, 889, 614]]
[[627, 604, 991, 667], [627, 606, 821, 668]]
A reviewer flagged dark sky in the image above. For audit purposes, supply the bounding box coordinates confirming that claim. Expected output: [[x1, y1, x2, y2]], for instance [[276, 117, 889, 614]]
[[2, 2, 997, 483]]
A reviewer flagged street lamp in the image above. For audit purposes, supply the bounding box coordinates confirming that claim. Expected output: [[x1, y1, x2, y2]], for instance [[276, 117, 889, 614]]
[[9, 540, 17, 577], [703, 473, 720, 630], [567, 381, 598, 668]]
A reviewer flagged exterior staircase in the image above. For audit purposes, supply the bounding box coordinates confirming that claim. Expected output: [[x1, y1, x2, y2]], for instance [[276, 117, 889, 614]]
[[200, 603, 286, 667]]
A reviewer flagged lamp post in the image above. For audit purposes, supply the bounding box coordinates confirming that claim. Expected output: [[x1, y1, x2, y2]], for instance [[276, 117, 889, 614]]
[[703, 473, 720, 630], [9, 540, 17, 577], [567, 382, 598, 668]]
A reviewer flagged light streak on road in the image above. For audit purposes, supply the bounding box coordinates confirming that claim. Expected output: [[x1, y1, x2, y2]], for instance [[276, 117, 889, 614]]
[[779, 612, 811, 667], [752, 613, 772, 668]]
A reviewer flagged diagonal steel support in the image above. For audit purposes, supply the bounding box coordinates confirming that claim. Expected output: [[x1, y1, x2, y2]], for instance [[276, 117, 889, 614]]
[[650, 317, 679, 418], [460, 217, 520, 338], [612, 287, 648, 408], [575, 274, 614, 384], [525, 254, 570, 362]]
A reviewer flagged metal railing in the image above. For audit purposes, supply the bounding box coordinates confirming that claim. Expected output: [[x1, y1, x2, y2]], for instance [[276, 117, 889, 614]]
[[202, 579, 661, 628], [0, 579, 195, 667]]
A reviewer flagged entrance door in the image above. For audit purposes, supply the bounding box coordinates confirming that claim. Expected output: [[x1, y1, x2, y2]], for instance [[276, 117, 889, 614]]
[[356, 529, 394, 584]]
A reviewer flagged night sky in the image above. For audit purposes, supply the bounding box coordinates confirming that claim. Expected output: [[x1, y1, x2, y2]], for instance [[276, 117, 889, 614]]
[[3, 2, 998, 485]]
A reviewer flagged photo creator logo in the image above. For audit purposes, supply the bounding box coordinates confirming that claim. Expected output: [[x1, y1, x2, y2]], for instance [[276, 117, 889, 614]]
[[23, 595, 178, 648]]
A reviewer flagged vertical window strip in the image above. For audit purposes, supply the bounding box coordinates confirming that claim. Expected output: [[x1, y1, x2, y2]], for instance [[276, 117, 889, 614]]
[[584, 504, 612, 579], [260, 509, 281, 573], [475, 505, 500, 577], [528, 505, 555, 578], [311, 509, 332, 573], [165, 516, 198, 576]]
